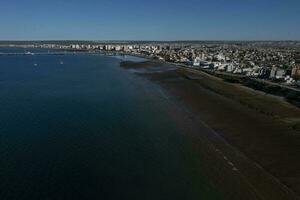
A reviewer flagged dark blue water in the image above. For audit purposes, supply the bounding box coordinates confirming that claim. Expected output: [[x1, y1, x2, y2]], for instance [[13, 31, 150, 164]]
[[0, 49, 221, 200], [0, 47, 61, 54]]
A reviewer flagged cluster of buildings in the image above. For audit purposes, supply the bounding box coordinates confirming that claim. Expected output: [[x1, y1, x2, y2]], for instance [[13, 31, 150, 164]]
[[5, 41, 300, 86]]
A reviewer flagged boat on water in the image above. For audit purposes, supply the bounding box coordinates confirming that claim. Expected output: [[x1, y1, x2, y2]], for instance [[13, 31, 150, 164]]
[[34, 63, 38, 66], [25, 51, 35, 55], [60, 61, 64, 65]]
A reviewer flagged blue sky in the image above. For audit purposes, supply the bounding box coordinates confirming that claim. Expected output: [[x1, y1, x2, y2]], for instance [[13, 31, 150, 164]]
[[0, 0, 299, 40]]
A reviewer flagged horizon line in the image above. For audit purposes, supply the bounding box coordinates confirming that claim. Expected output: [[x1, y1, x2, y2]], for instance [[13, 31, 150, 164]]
[[1, 39, 300, 43]]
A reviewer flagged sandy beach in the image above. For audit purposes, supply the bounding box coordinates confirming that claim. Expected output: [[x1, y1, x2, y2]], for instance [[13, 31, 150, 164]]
[[121, 61, 300, 200]]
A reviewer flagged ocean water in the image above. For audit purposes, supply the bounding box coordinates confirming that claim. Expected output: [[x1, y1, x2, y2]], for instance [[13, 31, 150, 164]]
[[0, 48, 221, 200]]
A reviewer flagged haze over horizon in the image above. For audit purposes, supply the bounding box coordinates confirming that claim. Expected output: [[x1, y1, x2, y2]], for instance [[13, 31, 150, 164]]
[[1, 0, 300, 41]]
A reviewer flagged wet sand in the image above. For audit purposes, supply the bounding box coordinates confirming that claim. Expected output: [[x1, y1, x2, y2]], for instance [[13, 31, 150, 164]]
[[121, 61, 300, 200]]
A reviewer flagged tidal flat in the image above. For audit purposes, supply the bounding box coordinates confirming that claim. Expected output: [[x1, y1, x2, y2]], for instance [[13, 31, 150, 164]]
[[121, 60, 300, 200]]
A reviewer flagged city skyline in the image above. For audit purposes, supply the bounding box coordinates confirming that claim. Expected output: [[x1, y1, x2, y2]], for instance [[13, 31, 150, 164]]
[[1, 0, 300, 41]]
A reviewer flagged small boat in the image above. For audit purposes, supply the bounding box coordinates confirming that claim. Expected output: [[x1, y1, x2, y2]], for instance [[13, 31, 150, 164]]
[[60, 61, 64, 65], [34, 63, 38, 66], [25, 51, 35, 55]]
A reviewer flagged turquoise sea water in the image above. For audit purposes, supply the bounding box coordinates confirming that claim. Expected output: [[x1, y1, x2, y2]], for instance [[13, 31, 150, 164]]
[[0, 48, 221, 200]]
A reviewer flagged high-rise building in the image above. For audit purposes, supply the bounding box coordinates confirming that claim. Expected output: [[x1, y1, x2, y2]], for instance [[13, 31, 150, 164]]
[[292, 55, 300, 79], [270, 66, 278, 79]]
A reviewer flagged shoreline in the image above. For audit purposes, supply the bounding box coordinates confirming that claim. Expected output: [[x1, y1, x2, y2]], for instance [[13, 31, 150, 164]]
[[120, 60, 300, 199], [7, 45, 300, 106], [118, 53, 300, 107]]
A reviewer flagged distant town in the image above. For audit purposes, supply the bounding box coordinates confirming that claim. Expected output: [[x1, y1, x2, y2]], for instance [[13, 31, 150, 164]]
[[1, 41, 300, 87]]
